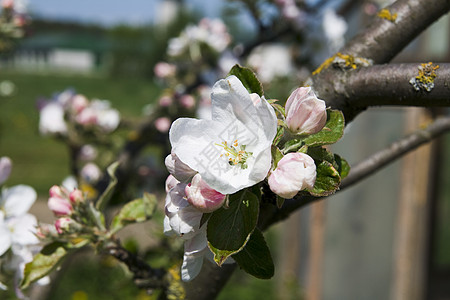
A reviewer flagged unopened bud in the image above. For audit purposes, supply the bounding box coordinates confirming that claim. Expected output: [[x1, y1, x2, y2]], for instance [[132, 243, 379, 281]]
[[54, 217, 79, 234], [285, 87, 327, 135], [185, 174, 226, 213], [69, 189, 84, 204], [268, 152, 316, 199]]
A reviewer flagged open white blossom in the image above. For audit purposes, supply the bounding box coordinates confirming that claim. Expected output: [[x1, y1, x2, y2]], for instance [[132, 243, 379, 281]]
[[39, 102, 68, 135], [169, 75, 277, 195]]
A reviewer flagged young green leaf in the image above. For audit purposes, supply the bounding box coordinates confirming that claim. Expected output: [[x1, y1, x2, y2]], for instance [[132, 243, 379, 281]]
[[301, 109, 345, 147], [232, 228, 274, 279], [228, 64, 264, 96], [110, 193, 157, 234], [309, 160, 341, 196], [334, 154, 350, 179], [207, 189, 259, 265], [95, 161, 120, 211], [21, 242, 68, 289]]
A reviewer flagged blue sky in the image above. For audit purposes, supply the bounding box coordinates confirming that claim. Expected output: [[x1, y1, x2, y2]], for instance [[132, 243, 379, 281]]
[[28, 0, 224, 26]]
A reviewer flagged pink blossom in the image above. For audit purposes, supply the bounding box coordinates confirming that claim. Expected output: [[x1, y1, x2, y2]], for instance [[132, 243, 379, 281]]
[[179, 94, 196, 109], [158, 96, 173, 107], [268, 152, 316, 198], [285, 87, 327, 135], [54, 217, 74, 234], [69, 189, 84, 204], [48, 186, 73, 216], [154, 62, 176, 78], [70, 94, 89, 113], [155, 117, 172, 133], [185, 174, 226, 213]]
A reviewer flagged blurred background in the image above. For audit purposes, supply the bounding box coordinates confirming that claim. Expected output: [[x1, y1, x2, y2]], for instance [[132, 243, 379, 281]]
[[0, 0, 449, 299]]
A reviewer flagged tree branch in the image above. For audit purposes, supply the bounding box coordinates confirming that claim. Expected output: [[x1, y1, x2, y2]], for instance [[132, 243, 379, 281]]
[[342, 0, 450, 64], [338, 63, 450, 111]]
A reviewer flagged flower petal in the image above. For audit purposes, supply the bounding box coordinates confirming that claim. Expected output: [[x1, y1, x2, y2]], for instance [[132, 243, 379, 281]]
[[2, 185, 36, 217]]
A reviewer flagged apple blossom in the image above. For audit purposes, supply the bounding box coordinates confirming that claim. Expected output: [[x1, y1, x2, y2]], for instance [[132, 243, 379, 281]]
[[165, 152, 197, 182], [80, 162, 102, 183], [54, 217, 78, 234], [285, 87, 327, 135], [169, 75, 277, 194], [154, 62, 176, 78], [164, 183, 203, 240], [268, 152, 316, 198], [0, 156, 12, 185], [154, 117, 172, 133], [38, 102, 68, 135], [47, 186, 73, 216], [179, 94, 195, 109], [69, 189, 84, 204], [185, 174, 226, 213], [165, 174, 179, 193]]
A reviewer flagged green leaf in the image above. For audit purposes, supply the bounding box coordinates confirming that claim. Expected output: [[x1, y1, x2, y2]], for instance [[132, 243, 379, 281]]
[[96, 161, 120, 211], [200, 213, 212, 228], [271, 146, 284, 169], [21, 242, 68, 289], [110, 193, 157, 234], [232, 228, 274, 279], [208, 241, 248, 266], [207, 189, 259, 265], [228, 64, 264, 96], [334, 154, 350, 179], [282, 138, 304, 154], [310, 160, 341, 197], [301, 109, 345, 147]]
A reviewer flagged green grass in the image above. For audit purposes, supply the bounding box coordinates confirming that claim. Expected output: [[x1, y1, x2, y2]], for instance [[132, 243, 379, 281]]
[[0, 70, 160, 195]]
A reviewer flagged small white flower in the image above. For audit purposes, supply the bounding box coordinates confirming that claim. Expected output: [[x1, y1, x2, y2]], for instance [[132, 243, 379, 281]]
[[39, 102, 67, 135], [169, 76, 277, 194]]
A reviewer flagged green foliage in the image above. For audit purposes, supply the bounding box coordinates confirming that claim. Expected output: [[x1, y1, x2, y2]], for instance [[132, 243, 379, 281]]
[[310, 161, 341, 197], [21, 243, 68, 289], [207, 189, 259, 265], [110, 193, 157, 234], [301, 109, 345, 147], [232, 228, 274, 279], [228, 64, 264, 96], [95, 161, 120, 211]]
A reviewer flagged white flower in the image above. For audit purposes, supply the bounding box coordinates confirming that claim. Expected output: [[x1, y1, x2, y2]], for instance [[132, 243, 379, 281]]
[[164, 183, 203, 240], [80, 163, 102, 183], [247, 44, 293, 83], [0, 184, 38, 256], [322, 8, 347, 51], [165, 152, 197, 182], [39, 102, 67, 135], [169, 75, 277, 194], [268, 153, 316, 198]]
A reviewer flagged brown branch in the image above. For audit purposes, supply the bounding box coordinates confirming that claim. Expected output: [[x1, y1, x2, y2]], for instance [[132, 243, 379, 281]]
[[335, 63, 450, 114], [342, 0, 450, 64]]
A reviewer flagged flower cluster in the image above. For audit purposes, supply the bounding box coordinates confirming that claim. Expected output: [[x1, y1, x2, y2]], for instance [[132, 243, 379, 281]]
[[0, 156, 48, 294], [167, 18, 231, 58], [163, 73, 335, 281], [38, 89, 120, 136], [0, 0, 28, 53]]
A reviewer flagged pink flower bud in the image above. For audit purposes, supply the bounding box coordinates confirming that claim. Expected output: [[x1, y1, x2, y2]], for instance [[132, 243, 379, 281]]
[[154, 62, 176, 78], [48, 196, 73, 216], [49, 185, 67, 198], [165, 153, 197, 182], [285, 87, 327, 135], [69, 189, 84, 204], [268, 152, 316, 199], [185, 174, 226, 213], [155, 117, 171, 133], [179, 94, 195, 109], [158, 96, 173, 107], [70, 94, 89, 113], [0, 156, 12, 185], [54, 217, 75, 234]]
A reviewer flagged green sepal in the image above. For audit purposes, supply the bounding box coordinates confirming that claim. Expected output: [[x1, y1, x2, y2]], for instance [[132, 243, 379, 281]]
[[228, 64, 264, 96], [207, 189, 259, 265], [232, 228, 274, 279], [21, 242, 69, 289], [309, 160, 341, 196], [95, 161, 120, 211], [271, 146, 284, 170], [110, 193, 157, 234]]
